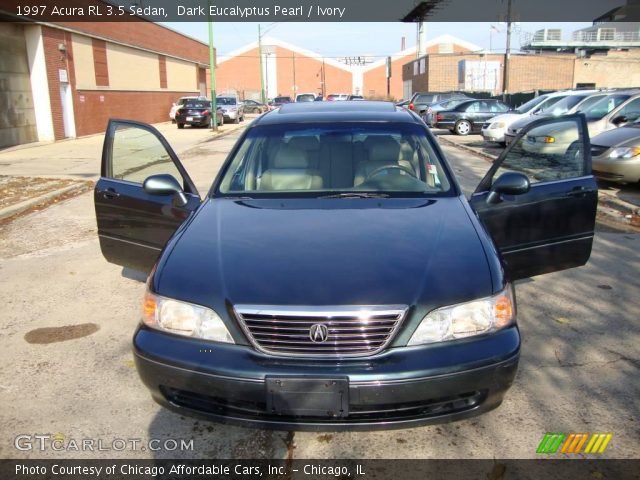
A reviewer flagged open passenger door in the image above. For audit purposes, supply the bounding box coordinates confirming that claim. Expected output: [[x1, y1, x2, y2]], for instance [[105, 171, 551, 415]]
[[94, 120, 200, 274], [469, 114, 597, 281]]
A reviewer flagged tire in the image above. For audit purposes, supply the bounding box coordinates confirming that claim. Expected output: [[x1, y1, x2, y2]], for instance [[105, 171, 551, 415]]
[[455, 120, 471, 136], [499, 141, 507, 147], [177, 123, 184, 129]]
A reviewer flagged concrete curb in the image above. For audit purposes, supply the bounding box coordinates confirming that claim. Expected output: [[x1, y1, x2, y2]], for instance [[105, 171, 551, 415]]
[[203, 121, 247, 143], [0, 182, 91, 221], [439, 136, 496, 163]]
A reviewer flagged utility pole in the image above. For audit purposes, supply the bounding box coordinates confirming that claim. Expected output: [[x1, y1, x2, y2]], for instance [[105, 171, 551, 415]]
[[386, 56, 392, 98], [321, 58, 326, 98], [292, 52, 297, 99], [207, 0, 218, 131], [502, 0, 512, 102], [258, 24, 266, 104]]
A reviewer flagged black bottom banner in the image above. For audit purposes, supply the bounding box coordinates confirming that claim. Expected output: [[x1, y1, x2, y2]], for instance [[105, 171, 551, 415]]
[[1, 459, 639, 480]]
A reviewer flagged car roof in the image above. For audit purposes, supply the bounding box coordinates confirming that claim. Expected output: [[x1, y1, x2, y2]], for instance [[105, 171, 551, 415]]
[[253, 101, 423, 126]]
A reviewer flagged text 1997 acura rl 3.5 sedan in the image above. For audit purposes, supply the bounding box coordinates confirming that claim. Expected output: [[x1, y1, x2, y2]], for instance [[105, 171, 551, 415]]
[[94, 102, 597, 430]]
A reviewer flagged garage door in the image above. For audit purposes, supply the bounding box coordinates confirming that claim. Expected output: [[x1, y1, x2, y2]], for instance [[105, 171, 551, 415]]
[[0, 23, 37, 149]]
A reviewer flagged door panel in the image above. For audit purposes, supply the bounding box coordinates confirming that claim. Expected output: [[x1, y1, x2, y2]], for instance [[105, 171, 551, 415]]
[[470, 114, 597, 280], [95, 120, 200, 274]]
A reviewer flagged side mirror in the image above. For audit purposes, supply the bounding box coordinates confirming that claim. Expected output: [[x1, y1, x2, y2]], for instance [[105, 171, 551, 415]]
[[612, 115, 628, 126], [487, 172, 530, 205], [143, 174, 188, 207]]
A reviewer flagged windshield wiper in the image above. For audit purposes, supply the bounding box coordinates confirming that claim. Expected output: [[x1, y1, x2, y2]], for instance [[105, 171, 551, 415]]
[[319, 192, 390, 199]]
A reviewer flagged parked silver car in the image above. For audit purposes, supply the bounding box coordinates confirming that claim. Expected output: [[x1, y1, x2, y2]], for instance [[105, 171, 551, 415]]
[[591, 119, 640, 184], [504, 91, 606, 145], [216, 96, 245, 124]]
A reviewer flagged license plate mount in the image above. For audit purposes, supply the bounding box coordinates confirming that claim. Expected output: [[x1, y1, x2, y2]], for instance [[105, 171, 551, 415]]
[[266, 377, 349, 418]]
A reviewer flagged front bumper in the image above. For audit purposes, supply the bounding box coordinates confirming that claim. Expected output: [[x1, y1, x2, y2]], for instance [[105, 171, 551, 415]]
[[133, 325, 520, 431], [481, 128, 506, 143], [592, 155, 640, 183]]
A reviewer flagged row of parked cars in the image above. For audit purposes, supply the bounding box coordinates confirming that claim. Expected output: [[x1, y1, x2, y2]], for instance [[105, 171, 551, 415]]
[[169, 92, 366, 128], [401, 89, 640, 184]]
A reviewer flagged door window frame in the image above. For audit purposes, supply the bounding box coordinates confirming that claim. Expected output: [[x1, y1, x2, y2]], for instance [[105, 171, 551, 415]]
[[473, 113, 592, 194], [101, 119, 199, 196]]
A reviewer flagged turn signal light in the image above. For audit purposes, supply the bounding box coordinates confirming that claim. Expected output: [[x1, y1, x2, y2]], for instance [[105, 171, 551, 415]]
[[543, 136, 556, 143]]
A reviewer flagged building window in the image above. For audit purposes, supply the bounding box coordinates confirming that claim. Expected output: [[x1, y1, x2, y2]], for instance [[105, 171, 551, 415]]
[[419, 58, 426, 74], [413, 61, 418, 76], [597, 28, 615, 41]]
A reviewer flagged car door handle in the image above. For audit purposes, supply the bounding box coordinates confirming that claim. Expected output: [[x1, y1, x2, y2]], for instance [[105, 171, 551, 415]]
[[102, 188, 120, 200], [566, 187, 592, 198]]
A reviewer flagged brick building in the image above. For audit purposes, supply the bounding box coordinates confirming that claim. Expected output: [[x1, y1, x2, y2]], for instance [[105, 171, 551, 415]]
[[403, 23, 640, 98], [0, 18, 210, 149], [216, 34, 480, 102]]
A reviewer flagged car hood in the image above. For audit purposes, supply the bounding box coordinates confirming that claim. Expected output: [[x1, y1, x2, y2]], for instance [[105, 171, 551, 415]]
[[590, 125, 640, 147], [155, 197, 493, 310], [488, 112, 525, 126], [510, 113, 551, 130]]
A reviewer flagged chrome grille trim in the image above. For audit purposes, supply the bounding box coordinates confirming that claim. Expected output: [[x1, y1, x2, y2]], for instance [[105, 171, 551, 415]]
[[234, 305, 408, 358]]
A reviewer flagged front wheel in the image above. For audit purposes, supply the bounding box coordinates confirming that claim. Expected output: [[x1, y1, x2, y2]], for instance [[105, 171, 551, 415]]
[[455, 120, 471, 136], [177, 123, 184, 129]]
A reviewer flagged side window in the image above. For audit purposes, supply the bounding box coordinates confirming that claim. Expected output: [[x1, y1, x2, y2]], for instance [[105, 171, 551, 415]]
[[466, 102, 480, 113], [493, 118, 586, 185], [617, 98, 640, 122], [110, 125, 183, 185], [491, 102, 509, 113]]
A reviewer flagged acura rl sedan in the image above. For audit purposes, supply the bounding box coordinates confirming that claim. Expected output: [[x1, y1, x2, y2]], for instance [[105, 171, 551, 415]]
[[95, 102, 597, 430]]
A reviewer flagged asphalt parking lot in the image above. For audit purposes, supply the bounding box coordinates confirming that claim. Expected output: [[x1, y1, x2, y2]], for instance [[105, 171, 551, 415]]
[[0, 123, 638, 459]]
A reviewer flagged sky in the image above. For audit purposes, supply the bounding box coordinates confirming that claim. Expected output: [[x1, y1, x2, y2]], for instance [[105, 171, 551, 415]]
[[162, 22, 592, 58]]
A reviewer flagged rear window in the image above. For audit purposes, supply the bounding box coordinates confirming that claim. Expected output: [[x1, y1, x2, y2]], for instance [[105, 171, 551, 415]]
[[217, 123, 453, 197], [184, 101, 210, 109], [296, 94, 316, 102], [415, 94, 436, 103], [217, 97, 237, 105], [274, 97, 292, 103]]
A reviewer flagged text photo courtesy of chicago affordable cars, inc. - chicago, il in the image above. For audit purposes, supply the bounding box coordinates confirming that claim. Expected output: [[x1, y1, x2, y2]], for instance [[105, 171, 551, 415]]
[[0, 0, 639, 479]]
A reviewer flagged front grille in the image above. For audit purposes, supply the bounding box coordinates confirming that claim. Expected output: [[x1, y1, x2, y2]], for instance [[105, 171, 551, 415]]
[[590, 144, 609, 157], [234, 305, 407, 358]]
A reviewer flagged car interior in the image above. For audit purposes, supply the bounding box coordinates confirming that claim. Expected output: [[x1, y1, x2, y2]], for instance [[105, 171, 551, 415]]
[[221, 131, 450, 193]]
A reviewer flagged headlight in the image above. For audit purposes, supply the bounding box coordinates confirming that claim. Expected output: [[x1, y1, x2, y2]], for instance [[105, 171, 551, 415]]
[[529, 136, 555, 144], [408, 286, 515, 346], [491, 122, 506, 129], [609, 147, 640, 159], [142, 291, 234, 343]]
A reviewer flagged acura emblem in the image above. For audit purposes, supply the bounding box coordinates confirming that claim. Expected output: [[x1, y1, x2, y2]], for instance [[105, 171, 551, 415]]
[[309, 324, 329, 343]]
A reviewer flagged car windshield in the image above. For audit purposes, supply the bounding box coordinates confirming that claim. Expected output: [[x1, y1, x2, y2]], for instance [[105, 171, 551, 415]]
[[515, 95, 549, 114], [543, 95, 587, 115], [184, 101, 210, 108], [217, 97, 237, 105], [574, 94, 606, 113], [535, 96, 566, 114], [217, 123, 453, 197], [297, 94, 316, 102], [584, 94, 632, 121]]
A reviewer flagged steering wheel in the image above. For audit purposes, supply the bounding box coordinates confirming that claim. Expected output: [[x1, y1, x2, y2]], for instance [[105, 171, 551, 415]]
[[365, 164, 418, 181]]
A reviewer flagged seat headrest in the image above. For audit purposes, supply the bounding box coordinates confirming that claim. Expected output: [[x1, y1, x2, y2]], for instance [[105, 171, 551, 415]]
[[288, 136, 320, 151], [272, 145, 310, 169], [366, 137, 401, 164]]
